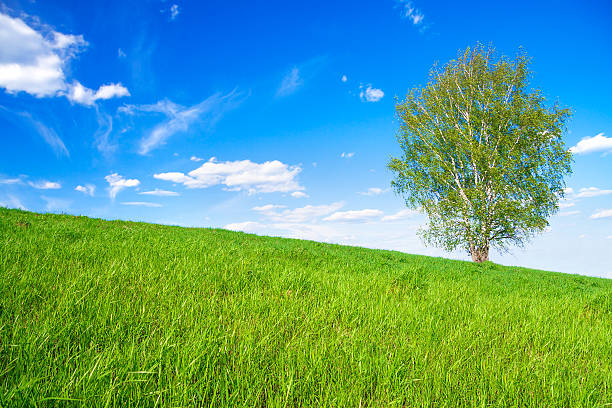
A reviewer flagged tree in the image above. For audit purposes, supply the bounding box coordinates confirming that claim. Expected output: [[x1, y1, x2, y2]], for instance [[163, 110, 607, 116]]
[[388, 44, 572, 263]]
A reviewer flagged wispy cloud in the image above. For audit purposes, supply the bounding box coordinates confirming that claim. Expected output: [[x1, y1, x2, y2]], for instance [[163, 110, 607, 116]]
[[75, 184, 95, 196], [341, 152, 355, 158], [139, 188, 179, 196], [253, 202, 343, 223], [359, 85, 384, 102], [382, 209, 418, 221], [569, 133, 612, 155], [170, 4, 180, 20], [590, 209, 612, 219], [276, 67, 302, 97], [359, 187, 388, 196], [121, 201, 162, 207], [41, 195, 71, 212], [0, 177, 23, 185], [576, 187, 612, 198], [396, 1, 425, 26], [323, 209, 383, 222], [558, 210, 580, 217], [190, 155, 204, 162], [28, 180, 61, 189], [105, 173, 140, 199], [0, 194, 26, 210], [154, 157, 304, 194], [120, 90, 245, 154]]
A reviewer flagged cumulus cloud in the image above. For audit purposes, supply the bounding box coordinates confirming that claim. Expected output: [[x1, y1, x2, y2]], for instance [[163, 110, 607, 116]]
[[121, 201, 162, 207], [323, 209, 384, 222], [66, 81, 130, 106], [28, 180, 61, 189], [576, 187, 612, 198], [341, 75, 348, 83], [341, 152, 355, 158], [569, 133, 612, 155], [0, 12, 128, 106], [382, 209, 418, 221], [225, 221, 265, 234], [154, 158, 304, 194], [590, 209, 612, 219], [276, 67, 302, 97], [105, 173, 140, 199], [138, 188, 179, 196], [190, 155, 204, 162], [359, 85, 384, 102], [75, 184, 95, 196], [120, 91, 244, 154], [291, 191, 309, 198]]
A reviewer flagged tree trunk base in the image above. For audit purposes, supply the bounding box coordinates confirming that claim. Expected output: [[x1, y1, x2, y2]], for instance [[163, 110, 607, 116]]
[[470, 246, 489, 263]]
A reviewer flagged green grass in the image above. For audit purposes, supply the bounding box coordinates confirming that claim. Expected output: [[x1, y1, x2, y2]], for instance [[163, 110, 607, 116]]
[[0, 207, 611, 407]]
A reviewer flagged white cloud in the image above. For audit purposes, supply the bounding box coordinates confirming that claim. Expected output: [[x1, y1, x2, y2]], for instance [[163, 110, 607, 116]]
[[558, 201, 575, 209], [105, 173, 140, 199], [154, 158, 304, 194], [590, 209, 612, 219], [563, 187, 574, 195], [120, 92, 244, 154], [291, 191, 309, 198], [139, 188, 179, 196], [341, 75, 347, 83], [382, 209, 418, 221], [341, 152, 355, 158], [576, 187, 612, 198], [9, 110, 70, 157], [359, 85, 384, 102], [276, 67, 302, 97], [75, 184, 95, 196], [28, 180, 61, 189], [170, 4, 180, 20], [254, 202, 343, 223], [117, 48, 126, 58], [0, 12, 128, 106], [121, 201, 162, 208], [359, 187, 388, 196], [569, 133, 612, 155], [190, 155, 204, 162], [66, 81, 130, 106], [324, 209, 384, 222]]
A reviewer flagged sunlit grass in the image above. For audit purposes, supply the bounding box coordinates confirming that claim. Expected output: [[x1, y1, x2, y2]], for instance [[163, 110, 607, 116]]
[[1, 207, 611, 406]]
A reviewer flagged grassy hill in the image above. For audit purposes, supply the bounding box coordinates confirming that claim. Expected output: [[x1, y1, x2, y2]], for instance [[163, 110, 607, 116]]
[[0, 207, 611, 407]]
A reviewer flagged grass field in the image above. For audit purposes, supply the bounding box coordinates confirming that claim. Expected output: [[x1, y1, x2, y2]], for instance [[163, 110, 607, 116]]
[[0, 207, 611, 407]]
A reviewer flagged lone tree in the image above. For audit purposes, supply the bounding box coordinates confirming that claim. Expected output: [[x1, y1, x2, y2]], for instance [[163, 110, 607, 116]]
[[388, 44, 572, 263]]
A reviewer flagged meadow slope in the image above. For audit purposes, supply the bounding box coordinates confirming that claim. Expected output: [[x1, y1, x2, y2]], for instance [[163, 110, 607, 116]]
[[0, 207, 611, 407]]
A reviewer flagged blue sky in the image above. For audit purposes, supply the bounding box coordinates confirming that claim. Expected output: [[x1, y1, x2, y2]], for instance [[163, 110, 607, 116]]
[[1, 0, 611, 278]]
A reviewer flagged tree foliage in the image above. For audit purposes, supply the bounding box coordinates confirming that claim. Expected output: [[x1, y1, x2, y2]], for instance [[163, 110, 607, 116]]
[[388, 44, 572, 262]]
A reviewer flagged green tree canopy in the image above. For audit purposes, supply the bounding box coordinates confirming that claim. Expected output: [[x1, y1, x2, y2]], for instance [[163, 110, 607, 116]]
[[388, 44, 572, 262]]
